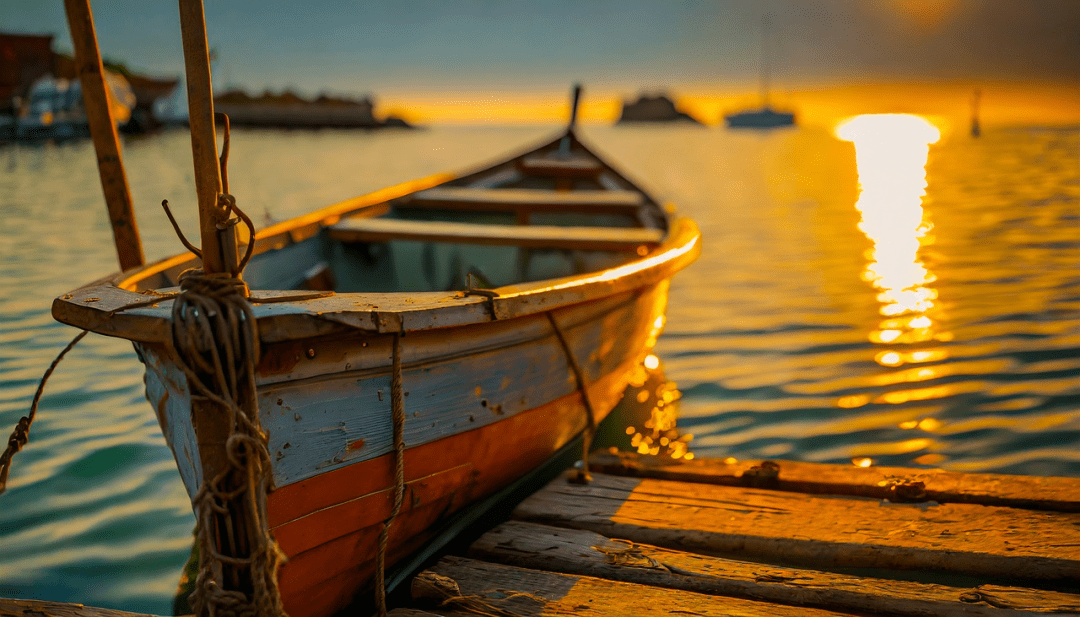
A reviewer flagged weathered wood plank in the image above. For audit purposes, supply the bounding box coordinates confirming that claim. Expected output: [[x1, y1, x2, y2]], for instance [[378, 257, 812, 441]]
[[468, 521, 1080, 616], [328, 217, 662, 251], [0, 598, 173, 616], [518, 156, 603, 177], [415, 556, 859, 616], [591, 452, 1080, 512], [408, 186, 645, 211], [513, 472, 1080, 582]]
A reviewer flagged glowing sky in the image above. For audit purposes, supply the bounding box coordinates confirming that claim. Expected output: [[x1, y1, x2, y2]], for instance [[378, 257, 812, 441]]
[[3, 0, 1078, 125]]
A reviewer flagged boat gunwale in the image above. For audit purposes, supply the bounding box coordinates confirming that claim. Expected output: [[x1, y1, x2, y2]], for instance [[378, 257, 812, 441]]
[[52, 130, 700, 343], [52, 216, 699, 343]]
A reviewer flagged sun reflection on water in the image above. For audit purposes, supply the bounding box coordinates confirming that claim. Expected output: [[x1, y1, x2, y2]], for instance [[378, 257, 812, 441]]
[[836, 114, 951, 366]]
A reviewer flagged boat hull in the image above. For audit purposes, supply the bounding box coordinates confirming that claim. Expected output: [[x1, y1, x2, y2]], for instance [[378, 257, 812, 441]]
[[143, 281, 671, 616]]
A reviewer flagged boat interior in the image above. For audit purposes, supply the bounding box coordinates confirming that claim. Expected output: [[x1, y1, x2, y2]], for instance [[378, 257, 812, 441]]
[[129, 134, 671, 296]]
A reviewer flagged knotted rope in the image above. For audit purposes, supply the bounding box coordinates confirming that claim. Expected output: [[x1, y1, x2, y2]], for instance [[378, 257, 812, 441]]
[[169, 268, 286, 617], [412, 571, 542, 617], [375, 332, 407, 617], [0, 331, 88, 496], [545, 312, 596, 484]]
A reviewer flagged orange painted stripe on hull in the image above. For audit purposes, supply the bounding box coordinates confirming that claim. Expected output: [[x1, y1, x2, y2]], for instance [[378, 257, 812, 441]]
[[268, 357, 639, 616], [279, 494, 455, 617]]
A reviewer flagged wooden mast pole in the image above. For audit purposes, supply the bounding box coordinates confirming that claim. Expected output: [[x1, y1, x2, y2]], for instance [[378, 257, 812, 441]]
[[178, 0, 230, 275], [175, 3, 263, 613], [63, 0, 145, 272], [568, 83, 582, 130]]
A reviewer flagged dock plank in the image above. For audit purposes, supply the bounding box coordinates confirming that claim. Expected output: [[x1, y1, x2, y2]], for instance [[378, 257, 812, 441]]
[[0, 598, 173, 616], [513, 472, 1080, 581], [468, 521, 1080, 616], [590, 452, 1080, 512], [414, 555, 859, 616]]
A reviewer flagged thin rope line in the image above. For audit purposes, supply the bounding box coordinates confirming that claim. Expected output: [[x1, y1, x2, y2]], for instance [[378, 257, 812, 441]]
[[0, 330, 88, 496], [375, 331, 407, 617], [545, 312, 595, 484]]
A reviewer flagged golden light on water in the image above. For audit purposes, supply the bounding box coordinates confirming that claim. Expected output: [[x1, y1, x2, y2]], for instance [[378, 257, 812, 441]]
[[622, 360, 693, 460], [836, 114, 951, 370]]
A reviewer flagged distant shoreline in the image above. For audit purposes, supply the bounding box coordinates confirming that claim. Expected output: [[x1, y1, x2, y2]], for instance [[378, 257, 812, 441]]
[[214, 90, 412, 129]]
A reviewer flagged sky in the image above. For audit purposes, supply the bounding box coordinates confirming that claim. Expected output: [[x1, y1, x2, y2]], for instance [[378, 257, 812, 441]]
[[3, 0, 1079, 126]]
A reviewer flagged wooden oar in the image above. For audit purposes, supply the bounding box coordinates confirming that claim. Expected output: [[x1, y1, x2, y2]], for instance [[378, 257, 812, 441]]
[[63, 0, 144, 271]]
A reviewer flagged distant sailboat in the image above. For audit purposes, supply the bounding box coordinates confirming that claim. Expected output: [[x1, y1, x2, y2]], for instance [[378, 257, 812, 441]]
[[724, 16, 795, 129]]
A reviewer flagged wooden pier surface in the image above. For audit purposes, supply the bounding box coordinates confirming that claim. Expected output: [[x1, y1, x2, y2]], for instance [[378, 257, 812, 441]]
[[394, 452, 1080, 617], [4, 453, 1080, 616]]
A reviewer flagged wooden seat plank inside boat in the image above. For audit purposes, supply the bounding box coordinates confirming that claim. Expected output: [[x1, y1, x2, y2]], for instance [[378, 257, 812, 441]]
[[327, 216, 663, 252], [405, 186, 646, 212], [517, 155, 604, 177]]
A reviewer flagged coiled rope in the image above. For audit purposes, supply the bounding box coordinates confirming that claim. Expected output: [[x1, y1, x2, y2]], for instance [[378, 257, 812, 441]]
[[171, 268, 286, 617], [163, 111, 284, 616]]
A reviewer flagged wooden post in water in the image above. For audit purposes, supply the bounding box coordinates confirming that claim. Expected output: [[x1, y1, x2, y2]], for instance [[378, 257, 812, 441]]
[[63, 0, 145, 272], [178, 0, 231, 275]]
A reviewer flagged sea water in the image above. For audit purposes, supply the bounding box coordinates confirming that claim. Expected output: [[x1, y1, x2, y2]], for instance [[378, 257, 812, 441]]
[[0, 122, 1077, 613]]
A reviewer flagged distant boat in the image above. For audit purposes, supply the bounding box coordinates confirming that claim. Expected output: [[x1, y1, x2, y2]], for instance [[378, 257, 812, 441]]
[[724, 106, 795, 129], [12, 72, 135, 140], [724, 16, 795, 130]]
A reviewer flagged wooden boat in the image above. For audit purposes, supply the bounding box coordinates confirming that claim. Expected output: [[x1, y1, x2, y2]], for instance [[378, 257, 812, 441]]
[[52, 114, 700, 613]]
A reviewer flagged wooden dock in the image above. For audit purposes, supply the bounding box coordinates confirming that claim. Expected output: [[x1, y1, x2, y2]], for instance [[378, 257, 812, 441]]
[[4, 452, 1080, 616], [392, 452, 1080, 617]]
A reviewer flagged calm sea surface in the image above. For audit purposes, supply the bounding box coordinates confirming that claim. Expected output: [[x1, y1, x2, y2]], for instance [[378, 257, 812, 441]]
[[0, 123, 1078, 613]]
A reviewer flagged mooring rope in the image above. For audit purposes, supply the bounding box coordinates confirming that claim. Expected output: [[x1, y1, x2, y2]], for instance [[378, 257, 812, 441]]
[[375, 331, 407, 617], [0, 330, 88, 496], [170, 268, 286, 617], [545, 312, 596, 484], [164, 111, 285, 615], [413, 571, 539, 617]]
